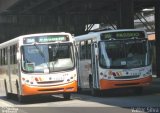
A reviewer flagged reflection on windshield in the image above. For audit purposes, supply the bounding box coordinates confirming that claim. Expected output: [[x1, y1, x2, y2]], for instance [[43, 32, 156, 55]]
[[99, 40, 151, 69], [22, 43, 74, 73]]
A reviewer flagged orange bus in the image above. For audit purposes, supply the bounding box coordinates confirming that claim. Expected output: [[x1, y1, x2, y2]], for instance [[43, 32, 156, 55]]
[[75, 29, 152, 96], [0, 32, 77, 102]]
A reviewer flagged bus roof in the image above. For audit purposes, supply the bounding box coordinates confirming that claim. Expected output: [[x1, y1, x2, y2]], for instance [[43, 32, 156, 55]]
[[75, 29, 146, 41], [0, 32, 72, 48], [17, 32, 71, 38]]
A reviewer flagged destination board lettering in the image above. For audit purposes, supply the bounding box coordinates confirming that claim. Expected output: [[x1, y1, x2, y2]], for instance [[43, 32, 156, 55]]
[[116, 32, 140, 38], [101, 31, 145, 40], [24, 35, 69, 44], [39, 36, 65, 42]]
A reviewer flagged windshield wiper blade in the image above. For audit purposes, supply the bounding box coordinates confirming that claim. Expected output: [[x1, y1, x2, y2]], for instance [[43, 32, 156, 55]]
[[33, 43, 50, 73], [34, 43, 45, 58], [53, 43, 60, 57]]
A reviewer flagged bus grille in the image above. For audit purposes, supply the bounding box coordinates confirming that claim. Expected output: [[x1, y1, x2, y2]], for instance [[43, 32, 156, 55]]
[[38, 88, 64, 92], [115, 83, 139, 86], [114, 75, 139, 79], [37, 80, 63, 84]]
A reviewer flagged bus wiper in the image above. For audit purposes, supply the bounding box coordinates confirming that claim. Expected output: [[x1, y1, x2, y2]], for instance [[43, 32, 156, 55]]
[[50, 43, 60, 71], [33, 43, 49, 72], [33, 43, 45, 58], [53, 43, 60, 57]]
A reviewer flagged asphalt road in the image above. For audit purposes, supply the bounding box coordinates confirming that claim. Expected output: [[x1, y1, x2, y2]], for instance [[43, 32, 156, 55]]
[[0, 78, 160, 113]]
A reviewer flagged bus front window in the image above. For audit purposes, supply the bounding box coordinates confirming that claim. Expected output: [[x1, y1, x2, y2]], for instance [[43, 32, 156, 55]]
[[125, 40, 149, 68], [22, 43, 74, 73], [48, 43, 74, 72], [22, 45, 49, 73], [99, 40, 150, 69]]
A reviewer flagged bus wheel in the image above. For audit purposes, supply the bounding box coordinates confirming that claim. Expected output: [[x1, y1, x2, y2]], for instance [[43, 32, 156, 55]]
[[16, 81, 25, 103], [91, 87, 100, 96], [63, 93, 71, 100], [77, 87, 82, 93], [17, 92, 25, 103], [4, 80, 12, 99], [90, 81, 100, 96]]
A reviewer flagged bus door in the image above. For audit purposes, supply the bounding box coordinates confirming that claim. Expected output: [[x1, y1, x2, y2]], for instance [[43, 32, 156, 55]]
[[91, 43, 99, 90], [75, 44, 81, 88]]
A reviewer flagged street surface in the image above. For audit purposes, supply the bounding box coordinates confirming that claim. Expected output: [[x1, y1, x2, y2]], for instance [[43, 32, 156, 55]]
[[0, 78, 160, 113]]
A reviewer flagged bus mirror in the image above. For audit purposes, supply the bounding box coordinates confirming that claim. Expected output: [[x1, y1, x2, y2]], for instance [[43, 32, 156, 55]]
[[17, 52, 21, 60]]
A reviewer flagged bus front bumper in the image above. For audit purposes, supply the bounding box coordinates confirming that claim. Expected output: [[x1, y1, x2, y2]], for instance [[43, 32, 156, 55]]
[[100, 76, 152, 90], [21, 81, 77, 96]]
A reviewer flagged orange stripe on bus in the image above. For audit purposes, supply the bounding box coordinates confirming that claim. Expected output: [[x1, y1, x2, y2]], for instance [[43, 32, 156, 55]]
[[21, 81, 77, 96], [99, 76, 152, 90]]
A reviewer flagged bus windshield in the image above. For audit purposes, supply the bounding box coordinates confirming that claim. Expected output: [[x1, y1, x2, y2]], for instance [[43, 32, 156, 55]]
[[21, 43, 74, 73], [99, 39, 151, 69]]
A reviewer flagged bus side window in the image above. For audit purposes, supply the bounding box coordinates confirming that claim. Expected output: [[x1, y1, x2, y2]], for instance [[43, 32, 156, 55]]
[[13, 45, 17, 64], [0, 49, 1, 65], [1, 49, 3, 65], [3, 48, 5, 65], [80, 41, 86, 60], [86, 40, 92, 59], [10, 46, 13, 64], [76, 42, 80, 58], [5, 48, 7, 65], [10, 44, 17, 65]]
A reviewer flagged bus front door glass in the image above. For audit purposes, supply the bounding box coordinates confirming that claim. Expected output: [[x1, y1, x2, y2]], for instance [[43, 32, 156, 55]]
[[99, 40, 149, 69]]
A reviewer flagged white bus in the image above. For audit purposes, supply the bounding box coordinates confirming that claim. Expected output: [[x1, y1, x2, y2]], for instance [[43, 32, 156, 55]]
[[75, 29, 152, 96], [0, 32, 77, 102]]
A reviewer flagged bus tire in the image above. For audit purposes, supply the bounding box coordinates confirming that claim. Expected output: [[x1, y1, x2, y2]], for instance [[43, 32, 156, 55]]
[[17, 91, 25, 103], [16, 81, 25, 103], [89, 80, 100, 96], [4, 80, 12, 99], [77, 87, 82, 93], [63, 93, 71, 100], [91, 87, 100, 96]]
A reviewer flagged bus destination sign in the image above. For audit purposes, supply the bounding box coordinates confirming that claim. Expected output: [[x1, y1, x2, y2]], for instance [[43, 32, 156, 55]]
[[24, 35, 69, 44], [101, 31, 145, 40]]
